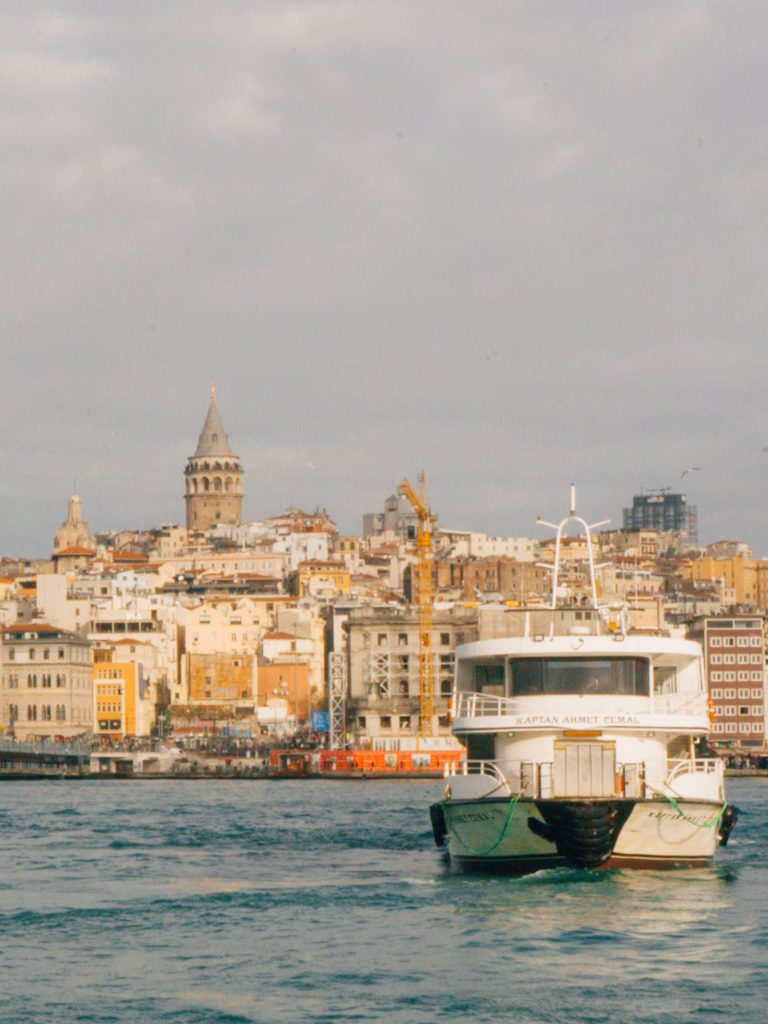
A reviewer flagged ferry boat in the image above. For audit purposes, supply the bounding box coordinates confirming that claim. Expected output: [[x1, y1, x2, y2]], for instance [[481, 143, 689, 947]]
[[430, 490, 737, 873]]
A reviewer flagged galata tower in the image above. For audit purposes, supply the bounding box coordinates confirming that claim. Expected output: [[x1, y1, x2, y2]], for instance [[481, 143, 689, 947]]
[[184, 386, 244, 530]]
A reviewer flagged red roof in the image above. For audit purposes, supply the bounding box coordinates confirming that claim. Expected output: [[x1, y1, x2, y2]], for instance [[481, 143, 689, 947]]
[[2, 622, 70, 636]]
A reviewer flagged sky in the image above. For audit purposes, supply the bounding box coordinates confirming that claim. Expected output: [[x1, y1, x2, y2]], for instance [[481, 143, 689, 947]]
[[2, 0, 768, 558]]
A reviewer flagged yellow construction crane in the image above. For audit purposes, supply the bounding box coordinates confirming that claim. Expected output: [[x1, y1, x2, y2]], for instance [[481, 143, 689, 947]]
[[399, 471, 436, 737]]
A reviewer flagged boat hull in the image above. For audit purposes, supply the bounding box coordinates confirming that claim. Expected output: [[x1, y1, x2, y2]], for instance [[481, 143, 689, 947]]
[[433, 795, 731, 875]]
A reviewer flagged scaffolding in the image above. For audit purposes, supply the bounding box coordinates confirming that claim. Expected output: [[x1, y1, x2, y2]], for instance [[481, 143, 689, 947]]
[[328, 651, 347, 748]]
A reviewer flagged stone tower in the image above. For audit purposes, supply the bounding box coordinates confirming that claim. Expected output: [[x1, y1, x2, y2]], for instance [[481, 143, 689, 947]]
[[184, 386, 244, 530], [53, 494, 96, 553]]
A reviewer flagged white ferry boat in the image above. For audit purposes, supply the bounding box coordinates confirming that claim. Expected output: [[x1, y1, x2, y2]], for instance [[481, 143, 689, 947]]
[[430, 491, 737, 873]]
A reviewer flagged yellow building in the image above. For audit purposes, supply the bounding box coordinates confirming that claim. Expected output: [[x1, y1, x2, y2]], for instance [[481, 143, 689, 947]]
[[93, 657, 141, 739], [291, 561, 351, 598], [683, 557, 765, 608]]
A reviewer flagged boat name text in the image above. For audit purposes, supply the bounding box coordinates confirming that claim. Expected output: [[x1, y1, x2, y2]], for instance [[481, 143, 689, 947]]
[[500, 714, 641, 727], [451, 811, 496, 824]]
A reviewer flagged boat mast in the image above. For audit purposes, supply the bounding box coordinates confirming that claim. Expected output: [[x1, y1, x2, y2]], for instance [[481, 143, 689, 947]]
[[537, 484, 610, 636]]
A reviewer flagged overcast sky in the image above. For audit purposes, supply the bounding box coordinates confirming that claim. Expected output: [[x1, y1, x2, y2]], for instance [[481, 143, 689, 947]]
[[2, 0, 767, 558]]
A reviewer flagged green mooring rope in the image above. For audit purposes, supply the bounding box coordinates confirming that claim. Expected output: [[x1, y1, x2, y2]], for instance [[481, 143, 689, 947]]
[[445, 792, 522, 857]]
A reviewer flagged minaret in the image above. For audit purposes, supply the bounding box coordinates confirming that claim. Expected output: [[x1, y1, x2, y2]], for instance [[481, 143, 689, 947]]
[[184, 386, 244, 530]]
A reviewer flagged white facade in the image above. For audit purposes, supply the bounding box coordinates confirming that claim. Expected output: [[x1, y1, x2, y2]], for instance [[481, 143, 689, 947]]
[[439, 530, 539, 561], [183, 599, 271, 656], [272, 533, 330, 570], [34, 574, 90, 633]]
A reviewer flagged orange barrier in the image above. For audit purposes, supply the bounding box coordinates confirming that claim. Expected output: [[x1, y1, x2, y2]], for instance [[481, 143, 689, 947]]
[[268, 747, 462, 775]]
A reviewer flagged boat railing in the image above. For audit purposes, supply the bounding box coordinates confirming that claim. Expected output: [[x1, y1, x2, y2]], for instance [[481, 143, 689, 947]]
[[456, 692, 516, 718], [666, 757, 724, 784], [446, 758, 646, 799], [446, 758, 509, 786], [455, 690, 707, 720], [618, 762, 646, 798]]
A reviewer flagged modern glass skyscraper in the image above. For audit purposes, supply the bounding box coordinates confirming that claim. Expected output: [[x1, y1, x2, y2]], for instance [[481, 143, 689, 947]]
[[622, 490, 698, 544]]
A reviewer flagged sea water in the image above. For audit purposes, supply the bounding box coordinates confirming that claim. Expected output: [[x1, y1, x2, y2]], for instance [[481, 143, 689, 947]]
[[0, 778, 765, 1024]]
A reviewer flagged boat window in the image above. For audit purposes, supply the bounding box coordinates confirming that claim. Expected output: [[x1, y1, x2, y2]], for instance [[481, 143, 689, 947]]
[[653, 665, 678, 696], [472, 662, 505, 696], [508, 658, 649, 696]]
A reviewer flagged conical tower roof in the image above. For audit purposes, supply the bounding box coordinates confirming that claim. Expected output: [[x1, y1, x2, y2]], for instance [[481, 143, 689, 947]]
[[194, 385, 234, 457]]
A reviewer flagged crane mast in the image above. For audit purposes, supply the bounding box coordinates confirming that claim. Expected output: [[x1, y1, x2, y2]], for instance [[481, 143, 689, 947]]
[[399, 472, 436, 737]]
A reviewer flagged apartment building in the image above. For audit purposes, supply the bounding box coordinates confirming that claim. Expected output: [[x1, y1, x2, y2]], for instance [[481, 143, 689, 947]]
[[689, 616, 765, 749], [93, 653, 154, 739], [1, 622, 92, 739]]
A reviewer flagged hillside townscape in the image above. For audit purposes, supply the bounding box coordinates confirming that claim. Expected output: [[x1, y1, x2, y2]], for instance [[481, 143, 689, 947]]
[[0, 390, 764, 766]]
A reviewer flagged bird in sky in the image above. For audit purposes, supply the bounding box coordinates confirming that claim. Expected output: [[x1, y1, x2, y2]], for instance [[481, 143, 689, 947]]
[[680, 466, 700, 478]]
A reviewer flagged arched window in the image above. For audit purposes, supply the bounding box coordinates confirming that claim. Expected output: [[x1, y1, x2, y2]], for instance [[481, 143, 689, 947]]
[[213, 477, 222, 492], [203, 477, 210, 492], [225, 477, 232, 492], [27, 705, 37, 721], [29, 648, 35, 660]]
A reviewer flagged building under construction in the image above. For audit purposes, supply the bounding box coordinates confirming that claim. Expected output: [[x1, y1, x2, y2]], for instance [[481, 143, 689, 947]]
[[344, 604, 478, 743]]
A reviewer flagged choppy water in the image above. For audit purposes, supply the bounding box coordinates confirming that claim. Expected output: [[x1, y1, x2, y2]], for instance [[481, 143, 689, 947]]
[[0, 778, 765, 1024]]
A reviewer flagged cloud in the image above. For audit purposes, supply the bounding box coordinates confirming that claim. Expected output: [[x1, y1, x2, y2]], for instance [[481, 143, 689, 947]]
[[2, 1, 768, 555]]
